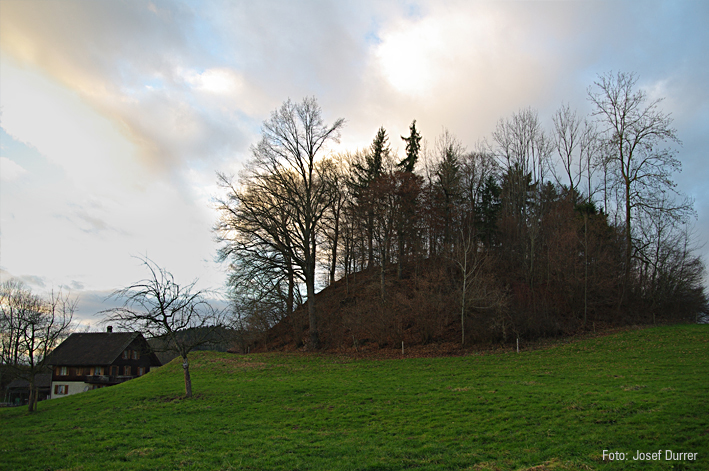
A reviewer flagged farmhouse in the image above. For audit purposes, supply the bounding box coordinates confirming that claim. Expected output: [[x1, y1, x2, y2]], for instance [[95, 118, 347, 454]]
[[46, 327, 162, 399], [4, 373, 52, 406]]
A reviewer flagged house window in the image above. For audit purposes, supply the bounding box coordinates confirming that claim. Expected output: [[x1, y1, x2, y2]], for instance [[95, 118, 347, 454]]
[[110, 366, 119, 376], [54, 385, 68, 395], [137, 367, 145, 376], [122, 350, 130, 360], [124, 366, 131, 376], [131, 350, 139, 360], [57, 367, 68, 376], [94, 366, 103, 375]]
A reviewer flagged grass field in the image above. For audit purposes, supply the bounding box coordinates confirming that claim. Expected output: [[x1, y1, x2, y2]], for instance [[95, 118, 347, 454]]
[[2, 325, 707, 470]]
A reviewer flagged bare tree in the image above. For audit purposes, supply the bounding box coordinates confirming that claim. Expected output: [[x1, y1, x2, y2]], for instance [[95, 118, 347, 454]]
[[370, 172, 398, 301], [455, 229, 477, 346], [227, 97, 344, 349], [551, 102, 583, 199], [493, 107, 551, 186], [215, 172, 303, 344], [321, 155, 348, 286], [453, 229, 508, 345], [551, 106, 604, 327], [101, 258, 225, 398], [635, 195, 704, 323], [460, 146, 498, 232], [588, 71, 690, 291], [1, 281, 75, 412], [1, 279, 27, 369], [493, 108, 552, 288]]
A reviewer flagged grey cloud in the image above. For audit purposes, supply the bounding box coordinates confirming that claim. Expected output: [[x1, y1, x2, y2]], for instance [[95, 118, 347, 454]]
[[1, 0, 252, 176], [2, 0, 707, 286], [0, 269, 36, 286], [70, 280, 85, 290], [19, 274, 47, 288]]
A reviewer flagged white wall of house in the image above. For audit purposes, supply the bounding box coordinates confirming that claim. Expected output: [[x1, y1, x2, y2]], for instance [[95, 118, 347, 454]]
[[50, 381, 90, 399]]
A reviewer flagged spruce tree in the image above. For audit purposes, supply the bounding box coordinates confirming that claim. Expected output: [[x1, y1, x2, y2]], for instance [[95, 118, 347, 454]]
[[399, 120, 421, 172]]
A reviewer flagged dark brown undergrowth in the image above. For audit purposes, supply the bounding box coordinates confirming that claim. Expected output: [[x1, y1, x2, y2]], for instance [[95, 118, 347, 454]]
[[239, 257, 693, 356]]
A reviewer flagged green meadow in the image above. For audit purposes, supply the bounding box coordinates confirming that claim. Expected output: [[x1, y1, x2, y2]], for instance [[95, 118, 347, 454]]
[[2, 325, 707, 471]]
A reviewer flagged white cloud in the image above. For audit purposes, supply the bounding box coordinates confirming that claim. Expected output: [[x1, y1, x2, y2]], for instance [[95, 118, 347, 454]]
[[0, 157, 27, 181], [1, 0, 708, 300]]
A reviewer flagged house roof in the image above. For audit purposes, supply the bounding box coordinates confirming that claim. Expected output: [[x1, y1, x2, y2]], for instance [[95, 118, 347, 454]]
[[46, 332, 150, 366], [6, 373, 53, 390]]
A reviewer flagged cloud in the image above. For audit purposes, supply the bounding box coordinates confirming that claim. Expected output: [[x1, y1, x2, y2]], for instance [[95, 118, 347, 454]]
[[0, 157, 27, 181], [70, 280, 85, 291], [19, 274, 47, 288], [0, 0, 254, 177], [1, 0, 708, 298]]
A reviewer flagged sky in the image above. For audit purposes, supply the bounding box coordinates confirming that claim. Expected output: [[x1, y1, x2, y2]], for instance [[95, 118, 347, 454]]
[[1, 0, 708, 328]]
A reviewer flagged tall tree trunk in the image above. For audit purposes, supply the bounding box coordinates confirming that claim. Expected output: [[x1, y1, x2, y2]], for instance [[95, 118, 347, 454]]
[[27, 382, 35, 412], [286, 263, 302, 347], [624, 176, 632, 292], [329, 212, 339, 285], [584, 212, 588, 328], [367, 213, 374, 269], [287, 265, 294, 318], [307, 275, 318, 349], [461, 255, 467, 346], [397, 231, 404, 280], [183, 357, 192, 398], [380, 256, 386, 301], [308, 230, 320, 349]]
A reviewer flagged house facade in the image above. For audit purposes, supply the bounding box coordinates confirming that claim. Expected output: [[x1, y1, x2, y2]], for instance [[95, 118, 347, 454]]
[[46, 328, 162, 399]]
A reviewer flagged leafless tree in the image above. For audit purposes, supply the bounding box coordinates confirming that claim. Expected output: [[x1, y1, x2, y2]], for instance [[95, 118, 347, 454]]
[[370, 172, 398, 301], [635, 195, 704, 323], [1, 279, 28, 368], [552, 102, 583, 198], [493, 108, 553, 287], [101, 258, 225, 398], [493, 107, 551, 186], [1, 281, 75, 411], [588, 71, 691, 291], [224, 97, 344, 349], [460, 146, 498, 230], [321, 154, 348, 286], [215, 172, 302, 344], [551, 106, 604, 327]]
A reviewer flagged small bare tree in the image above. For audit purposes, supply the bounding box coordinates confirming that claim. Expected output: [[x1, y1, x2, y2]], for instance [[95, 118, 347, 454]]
[[552, 102, 583, 198], [101, 258, 225, 398], [1, 280, 75, 412], [453, 229, 507, 346]]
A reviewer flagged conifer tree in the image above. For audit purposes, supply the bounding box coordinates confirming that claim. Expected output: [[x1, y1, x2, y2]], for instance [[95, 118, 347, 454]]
[[399, 120, 421, 172], [352, 127, 390, 268]]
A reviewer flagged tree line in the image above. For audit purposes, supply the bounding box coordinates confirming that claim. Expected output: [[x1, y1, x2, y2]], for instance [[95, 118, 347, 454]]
[[216, 71, 706, 350]]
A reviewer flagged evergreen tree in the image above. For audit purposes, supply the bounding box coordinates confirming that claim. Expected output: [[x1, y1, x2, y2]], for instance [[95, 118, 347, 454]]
[[478, 175, 501, 245], [399, 120, 422, 172], [436, 143, 462, 252], [351, 127, 390, 268]]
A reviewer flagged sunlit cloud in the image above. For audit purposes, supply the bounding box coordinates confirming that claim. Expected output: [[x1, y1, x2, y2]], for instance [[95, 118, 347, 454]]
[[0, 0, 707, 320]]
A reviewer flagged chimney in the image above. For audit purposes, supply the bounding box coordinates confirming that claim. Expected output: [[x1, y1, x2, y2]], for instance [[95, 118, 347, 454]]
[[107, 326, 113, 333]]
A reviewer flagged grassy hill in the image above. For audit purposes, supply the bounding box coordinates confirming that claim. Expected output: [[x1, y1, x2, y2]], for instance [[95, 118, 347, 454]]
[[2, 325, 707, 470]]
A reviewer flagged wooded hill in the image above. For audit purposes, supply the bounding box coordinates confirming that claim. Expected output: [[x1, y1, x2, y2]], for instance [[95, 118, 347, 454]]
[[216, 74, 708, 353], [242, 249, 704, 354]]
